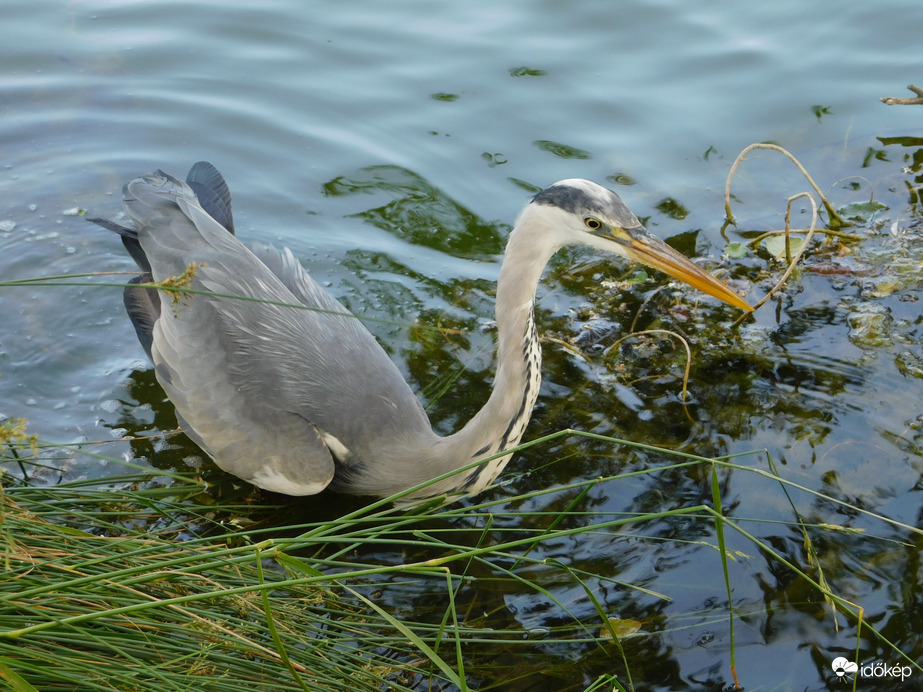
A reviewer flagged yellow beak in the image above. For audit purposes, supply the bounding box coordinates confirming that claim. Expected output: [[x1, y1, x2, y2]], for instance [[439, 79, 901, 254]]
[[615, 227, 753, 312]]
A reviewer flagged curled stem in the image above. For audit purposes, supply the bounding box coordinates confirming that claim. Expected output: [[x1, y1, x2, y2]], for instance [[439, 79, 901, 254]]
[[732, 192, 819, 328], [724, 143, 847, 227]]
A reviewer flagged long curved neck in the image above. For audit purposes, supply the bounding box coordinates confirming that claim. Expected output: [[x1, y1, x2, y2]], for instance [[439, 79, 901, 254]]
[[464, 225, 551, 445], [416, 219, 559, 497]]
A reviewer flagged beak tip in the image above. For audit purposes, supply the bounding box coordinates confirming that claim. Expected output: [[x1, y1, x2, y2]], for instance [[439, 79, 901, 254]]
[[624, 232, 754, 313], [727, 292, 754, 313]]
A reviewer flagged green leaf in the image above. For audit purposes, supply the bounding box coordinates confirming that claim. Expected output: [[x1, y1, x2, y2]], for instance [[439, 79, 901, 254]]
[[811, 104, 832, 122], [532, 140, 592, 159], [838, 199, 887, 222], [509, 66, 547, 77], [275, 551, 326, 577], [0, 659, 39, 692], [764, 235, 805, 260], [725, 242, 749, 259], [598, 617, 643, 639]]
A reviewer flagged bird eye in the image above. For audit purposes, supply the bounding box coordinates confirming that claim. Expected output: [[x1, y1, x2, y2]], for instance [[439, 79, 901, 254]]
[[584, 217, 602, 230]]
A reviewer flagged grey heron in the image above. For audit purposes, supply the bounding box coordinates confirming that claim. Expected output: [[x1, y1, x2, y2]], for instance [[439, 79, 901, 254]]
[[93, 162, 751, 501]]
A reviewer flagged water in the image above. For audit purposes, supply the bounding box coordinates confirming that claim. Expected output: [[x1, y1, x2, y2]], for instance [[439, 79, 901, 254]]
[[2, 1, 922, 689]]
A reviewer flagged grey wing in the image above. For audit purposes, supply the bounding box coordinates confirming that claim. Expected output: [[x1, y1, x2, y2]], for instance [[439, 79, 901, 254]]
[[123, 274, 159, 359], [240, 241, 438, 458], [122, 170, 433, 495]]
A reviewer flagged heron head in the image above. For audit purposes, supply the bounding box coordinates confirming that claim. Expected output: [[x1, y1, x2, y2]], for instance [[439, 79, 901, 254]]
[[528, 179, 752, 312]]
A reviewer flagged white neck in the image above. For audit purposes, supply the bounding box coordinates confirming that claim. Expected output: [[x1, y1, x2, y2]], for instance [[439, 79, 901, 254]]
[[411, 212, 561, 497]]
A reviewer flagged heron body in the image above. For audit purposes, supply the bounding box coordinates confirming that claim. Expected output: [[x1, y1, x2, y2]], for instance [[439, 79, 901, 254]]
[[94, 163, 750, 501]]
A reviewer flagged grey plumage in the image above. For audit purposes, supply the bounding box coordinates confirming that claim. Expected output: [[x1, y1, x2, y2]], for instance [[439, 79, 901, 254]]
[[93, 164, 750, 501]]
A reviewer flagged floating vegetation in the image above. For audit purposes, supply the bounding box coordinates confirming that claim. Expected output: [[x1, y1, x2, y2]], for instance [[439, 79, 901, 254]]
[[533, 140, 593, 160], [509, 66, 547, 77]]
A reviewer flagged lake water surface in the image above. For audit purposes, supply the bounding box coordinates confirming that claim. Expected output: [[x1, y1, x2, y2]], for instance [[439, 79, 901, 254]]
[[2, 1, 922, 689]]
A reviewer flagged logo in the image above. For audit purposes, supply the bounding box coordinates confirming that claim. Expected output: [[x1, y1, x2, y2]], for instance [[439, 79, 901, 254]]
[[831, 657, 858, 681], [830, 656, 913, 683]]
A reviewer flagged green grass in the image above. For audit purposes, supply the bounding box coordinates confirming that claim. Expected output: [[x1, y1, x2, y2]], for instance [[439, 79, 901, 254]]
[[2, 429, 921, 692]]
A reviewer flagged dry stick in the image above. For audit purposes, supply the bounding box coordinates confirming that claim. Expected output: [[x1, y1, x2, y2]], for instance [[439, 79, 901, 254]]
[[746, 228, 862, 247], [827, 175, 876, 203], [745, 170, 869, 246], [724, 142, 846, 325], [605, 329, 693, 401], [629, 285, 668, 333], [880, 84, 923, 105], [731, 193, 819, 328], [724, 143, 847, 227]]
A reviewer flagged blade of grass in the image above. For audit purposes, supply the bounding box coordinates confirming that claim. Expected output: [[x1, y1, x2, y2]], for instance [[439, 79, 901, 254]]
[[256, 546, 314, 692], [342, 580, 466, 690], [710, 462, 740, 690], [548, 557, 636, 692], [0, 659, 39, 692]]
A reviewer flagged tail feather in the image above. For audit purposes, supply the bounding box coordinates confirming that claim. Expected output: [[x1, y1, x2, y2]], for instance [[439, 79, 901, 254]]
[[89, 161, 234, 272], [86, 214, 151, 273], [91, 161, 236, 360], [186, 161, 235, 235]]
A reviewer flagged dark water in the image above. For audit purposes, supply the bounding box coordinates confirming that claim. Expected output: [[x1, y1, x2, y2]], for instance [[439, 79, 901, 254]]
[[2, 1, 922, 689]]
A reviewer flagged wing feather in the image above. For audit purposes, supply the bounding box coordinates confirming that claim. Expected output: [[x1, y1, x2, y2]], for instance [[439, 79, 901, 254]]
[[117, 168, 435, 495]]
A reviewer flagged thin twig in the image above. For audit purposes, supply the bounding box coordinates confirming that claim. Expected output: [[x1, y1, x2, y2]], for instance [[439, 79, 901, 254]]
[[605, 328, 693, 401], [746, 228, 863, 247], [732, 192, 819, 328], [827, 175, 875, 204], [724, 143, 847, 227], [880, 84, 923, 105], [629, 285, 668, 333]]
